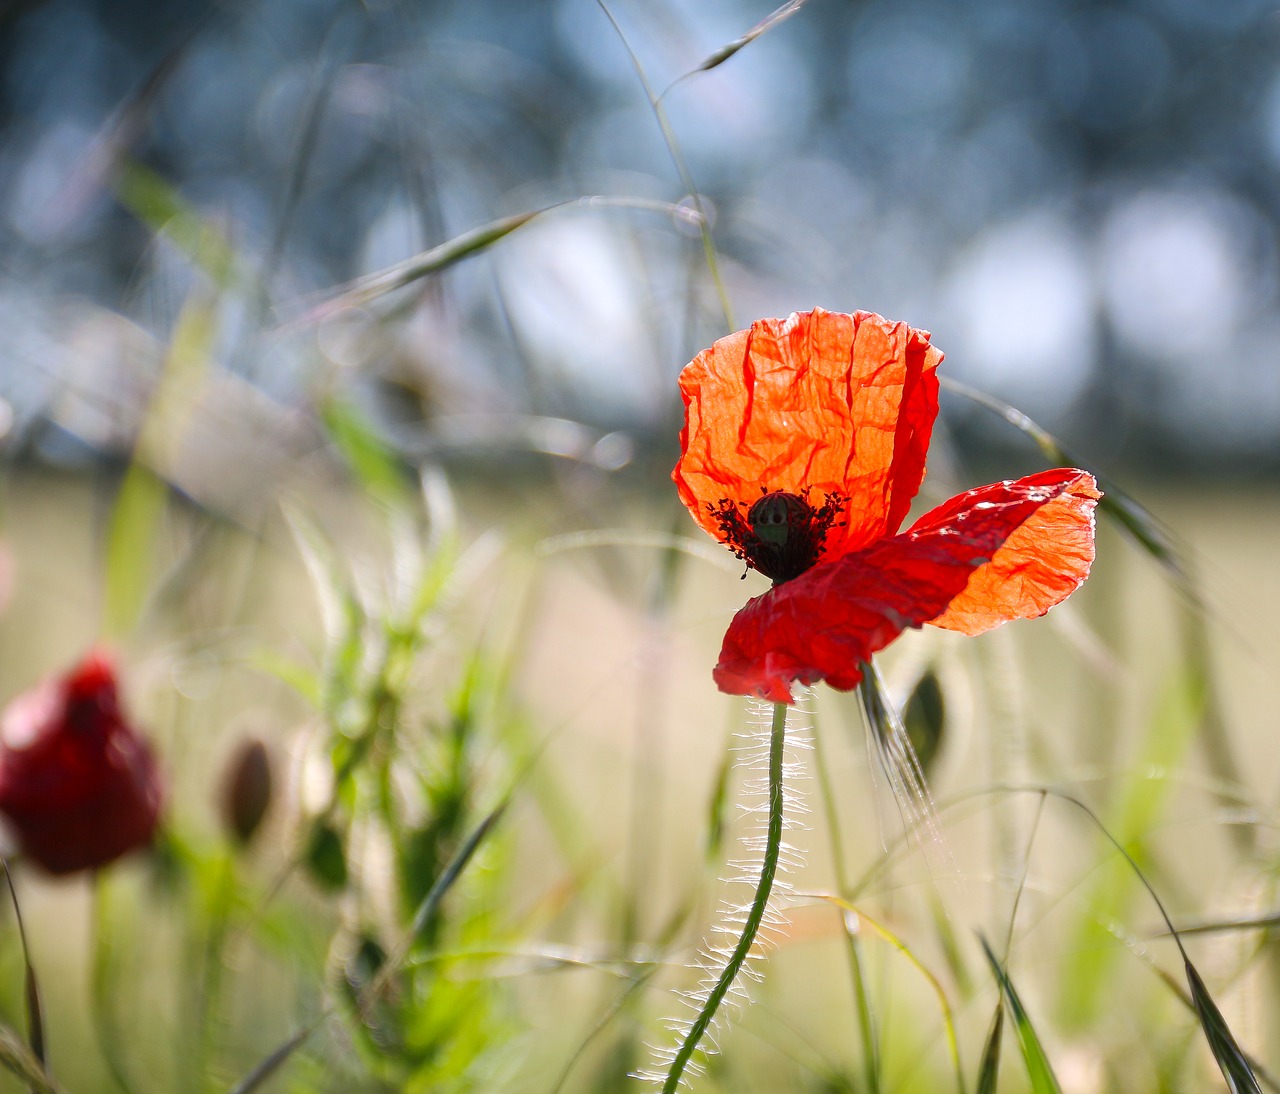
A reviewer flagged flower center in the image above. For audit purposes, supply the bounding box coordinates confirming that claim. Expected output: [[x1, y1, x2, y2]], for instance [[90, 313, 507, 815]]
[[710, 489, 846, 584]]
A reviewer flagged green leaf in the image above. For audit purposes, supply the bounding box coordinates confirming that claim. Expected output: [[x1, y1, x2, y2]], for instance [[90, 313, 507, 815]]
[[284, 206, 552, 331], [303, 822, 348, 891], [405, 801, 508, 943], [980, 936, 1062, 1094], [902, 667, 946, 776]]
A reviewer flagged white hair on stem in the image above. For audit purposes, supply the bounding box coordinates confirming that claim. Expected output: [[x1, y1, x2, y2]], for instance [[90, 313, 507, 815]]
[[635, 692, 812, 1089]]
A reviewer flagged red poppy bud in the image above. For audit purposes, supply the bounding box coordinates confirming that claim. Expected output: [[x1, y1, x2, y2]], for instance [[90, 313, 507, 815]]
[[220, 737, 272, 846], [0, 653, 163, 876]]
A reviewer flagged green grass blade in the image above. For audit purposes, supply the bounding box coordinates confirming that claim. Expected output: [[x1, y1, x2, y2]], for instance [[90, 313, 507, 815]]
[[289, 196, 700, 326], [300, 208, 542, 321], [1144, 965, 1278, 1091], [321, 398, 408, 506], [938, 376, 1188, 590], [225, 1022, 320, 1094], [1184, 960, 1262, 1094], [975, 1002, 1003, 1094], [89, 877, 139, 1094], [979, 936, 1062, 1094], [23, 963, 43, 1070], [809, 894, 963, 1094], [233, 803, 509, 1091], [2, 863, 44, 1067], [844, 932, 881, 1094], [104, 296, 215, 635], [357, 800, 509, 1020], [115, 162, 241, 289], [1046, 792, 1270, 1092], [809, 718, 881, 1094], [46, 35, 196, 238], [1061, 665, 1204, 1024], [103, 464, 167, 637], [0, 1024, 62, 1094], [703, 745, 733, 861]]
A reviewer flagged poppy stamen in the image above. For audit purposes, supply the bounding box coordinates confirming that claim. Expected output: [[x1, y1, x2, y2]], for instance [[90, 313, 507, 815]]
[[710, 489, 846, 584]]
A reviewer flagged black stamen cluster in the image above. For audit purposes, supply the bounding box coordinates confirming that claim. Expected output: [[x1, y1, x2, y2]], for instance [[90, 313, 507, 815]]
[[710, 489, 847, 584]]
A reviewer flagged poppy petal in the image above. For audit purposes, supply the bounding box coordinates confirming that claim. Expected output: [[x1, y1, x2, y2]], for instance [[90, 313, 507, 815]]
[[674, 308, 942, 561], [713, 469, 1098, 702], [923, 469, 1100, 636]]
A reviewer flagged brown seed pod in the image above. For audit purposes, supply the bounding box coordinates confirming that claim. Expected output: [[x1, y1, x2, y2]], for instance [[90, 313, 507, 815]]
[[221, 737, 272, 846]]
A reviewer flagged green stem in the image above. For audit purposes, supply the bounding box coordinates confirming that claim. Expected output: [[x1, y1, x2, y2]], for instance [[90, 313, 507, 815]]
[[661, 700, 788, 1093], [90, 874, 136, 1094], [195, 850, 237, 1091], [811, 719, 880, 1094]]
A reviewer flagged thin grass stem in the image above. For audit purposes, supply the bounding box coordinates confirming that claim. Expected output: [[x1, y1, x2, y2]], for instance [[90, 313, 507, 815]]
[[90, 874, 137, 1094], [2, 861, 44, 1067], [1001, 791, 1047, 960], [810, 715, 880, 1093], [593, 0, 736, 332]]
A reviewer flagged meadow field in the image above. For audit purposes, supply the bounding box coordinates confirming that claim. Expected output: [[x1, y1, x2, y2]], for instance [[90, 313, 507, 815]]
[[0, 462, 1276, 1092]]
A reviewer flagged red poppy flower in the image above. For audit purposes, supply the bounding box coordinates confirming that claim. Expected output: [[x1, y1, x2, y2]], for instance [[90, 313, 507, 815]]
[[674, 308, 1100, 704], [0, 652, 163, 875]]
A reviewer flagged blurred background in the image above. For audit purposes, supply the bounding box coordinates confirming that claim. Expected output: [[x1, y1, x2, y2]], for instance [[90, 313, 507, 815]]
[[3, 0, 1280, 477], [0, 0, 1279, 1091]]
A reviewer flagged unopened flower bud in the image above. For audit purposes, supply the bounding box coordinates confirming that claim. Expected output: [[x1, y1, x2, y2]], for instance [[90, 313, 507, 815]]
[[0, 652, 163, 875], [220, 737, 272, 846]]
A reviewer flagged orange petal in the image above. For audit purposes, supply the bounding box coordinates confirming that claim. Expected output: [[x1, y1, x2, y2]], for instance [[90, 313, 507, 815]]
[[922, 469, 1100, 636], [673, 308, 943, 560]]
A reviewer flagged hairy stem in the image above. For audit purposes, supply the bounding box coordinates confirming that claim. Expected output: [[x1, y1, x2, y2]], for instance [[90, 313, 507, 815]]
[[661, 700, 788, 1092]]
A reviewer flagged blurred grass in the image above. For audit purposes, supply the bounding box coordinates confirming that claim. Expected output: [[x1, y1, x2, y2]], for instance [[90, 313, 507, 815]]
[[0, 463, 1274, 1091]]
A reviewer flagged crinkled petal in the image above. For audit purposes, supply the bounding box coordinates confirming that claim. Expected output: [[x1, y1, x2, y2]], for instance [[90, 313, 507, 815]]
[[674, 308, 942, 560], [923, 469, 1100, 635], [713, 468, 1098, 702]]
